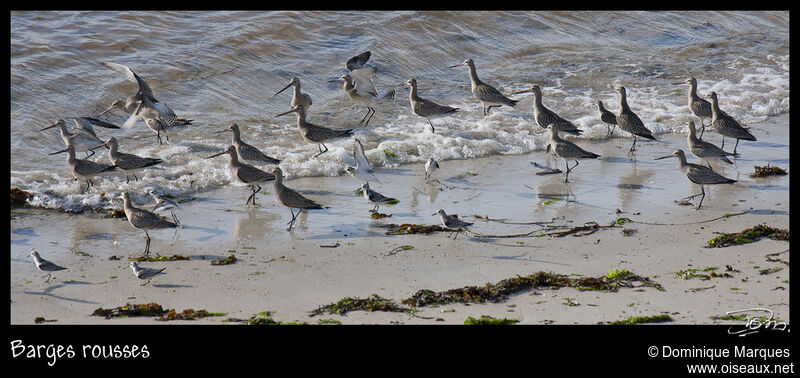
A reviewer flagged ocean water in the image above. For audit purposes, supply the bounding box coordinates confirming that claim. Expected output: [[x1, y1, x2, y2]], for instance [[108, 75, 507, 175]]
[[10, 10, 789, 212]]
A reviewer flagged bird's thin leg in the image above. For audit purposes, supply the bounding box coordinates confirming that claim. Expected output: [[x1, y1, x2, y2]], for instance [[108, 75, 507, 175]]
[[143, 230, 152, 256], [358, 108, 371, 126], [695, 187, 707, 210], [364, 107, 375, 126], [246, 186, 256, 206], [171, 210, 180, 225], [133, 172, 139, 181], [720, 135, 725, 149], [86, 149, 95, 159], [314, 143, 329, 158], [428, 120, 435, 133], [698, 121, 706, 140], [732, 139, 741, 156]]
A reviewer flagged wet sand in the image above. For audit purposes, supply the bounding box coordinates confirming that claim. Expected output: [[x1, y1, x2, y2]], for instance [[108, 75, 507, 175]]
[[10, 114, 789, 325]]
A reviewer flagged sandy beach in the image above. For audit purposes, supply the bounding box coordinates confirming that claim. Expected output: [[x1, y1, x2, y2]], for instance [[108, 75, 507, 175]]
[[10, 114, 789, 326]]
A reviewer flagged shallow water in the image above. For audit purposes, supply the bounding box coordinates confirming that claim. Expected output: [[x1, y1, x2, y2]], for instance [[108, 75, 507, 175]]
[[10, 11, 789, 213]]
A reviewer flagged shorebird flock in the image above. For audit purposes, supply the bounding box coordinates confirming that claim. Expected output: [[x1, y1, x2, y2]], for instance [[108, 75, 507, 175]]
[[36, 53, 758, 279]]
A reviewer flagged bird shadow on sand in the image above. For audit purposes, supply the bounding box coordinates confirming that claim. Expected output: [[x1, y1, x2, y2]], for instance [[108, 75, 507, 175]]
[[23, 281, 102, 304]]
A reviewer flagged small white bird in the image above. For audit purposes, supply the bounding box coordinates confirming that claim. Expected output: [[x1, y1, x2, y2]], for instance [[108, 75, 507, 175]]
[[360, 182, 396, 213], [29, 250, 67, 282], [425, 157, 440, 181], [434, 209, 473, 239], [345, 138, 381, 184], [147, 188, 181, 225], [129, 261, 166, 286]]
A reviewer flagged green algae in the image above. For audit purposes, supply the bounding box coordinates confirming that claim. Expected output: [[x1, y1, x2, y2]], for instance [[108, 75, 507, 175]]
[[609, 314, 672, 325]]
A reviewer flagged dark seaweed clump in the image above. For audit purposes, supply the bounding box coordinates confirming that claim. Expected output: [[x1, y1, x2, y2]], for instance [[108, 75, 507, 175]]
[[130, 254, 190, 262], [157, 309, 224, 321], [750, 165, 787, 178], [609, 314, 673, 325], [10, 187, 32, 207], [92, 303, 167, 319], [211, 254, 237, 265], [706, 224, 789, 248], [92, 303, 223, 321], [384, 223, 449, 235], [309, 294, 407, 316], [402, 270, 662, 308]]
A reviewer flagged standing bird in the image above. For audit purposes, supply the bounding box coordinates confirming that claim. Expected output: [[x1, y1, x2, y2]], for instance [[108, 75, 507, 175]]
[[514, 85, 582, 135], [685, 121, 734, 167], [29, 250, 67, 283], [404, 77, 459, 133], [128, 261, 166, 286], [216, 123, 280, 165], [147, 188, 181, 225], [271, 167, 324, 231], [615, 86, 657, 155], [449, 58, 518, 115], [546, 125, 600, 183], [40, 118, 118, 158], [434, 209, 473, 239], [274, 77, 313, 111], [360, 182, 396, 213], [654, 149, 736, 209], [89, 137, 163, 183], [49, 145, 117, 193], [596, 100, 618, 136], [708, 91, 756, 156], [120, 191, 178, 256], [101, 62, 192, 144], [425, 157, 440, 181], [206, 145, 275, 206], [345, 138, 380, 184], [672, 77, 712, 139], [275, 105, 353, 158]]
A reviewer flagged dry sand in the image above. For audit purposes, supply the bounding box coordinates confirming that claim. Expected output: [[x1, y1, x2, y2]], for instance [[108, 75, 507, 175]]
[[10, 114, 789, 326]]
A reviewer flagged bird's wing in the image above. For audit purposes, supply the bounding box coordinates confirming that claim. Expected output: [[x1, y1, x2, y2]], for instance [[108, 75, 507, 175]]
[[346, 51, 371, 71], [103, 62, 154, 98], [349, 67, 379, 97], [354, 139, 373, 172]]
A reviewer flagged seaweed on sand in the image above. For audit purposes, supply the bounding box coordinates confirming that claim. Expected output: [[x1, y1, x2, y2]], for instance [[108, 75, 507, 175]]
[[401, 269, 662, 308], [706, 224, 789, 248], [383, 223, 450, 235], [750, 164, 787, 178], [309, 294, 407, 316], [92, 303, 167, 319]]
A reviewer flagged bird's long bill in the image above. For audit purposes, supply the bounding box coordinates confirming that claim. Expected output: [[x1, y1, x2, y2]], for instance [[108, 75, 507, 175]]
[[88, 142, 108, 151], [49, 147, 69, 155], [654, 154, 675, 160], [448, 63, 464, 68], [97, 104, 117, 116], [214, 129, 229, 134], [274, 83, 292, 96], [670, 81, 687, 85], [275, 109, 295, 117], [40, 122, 60, 131], [327, 79, 341, 83], [206, 150, 227, 159], [513, 89, 533, 95]]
